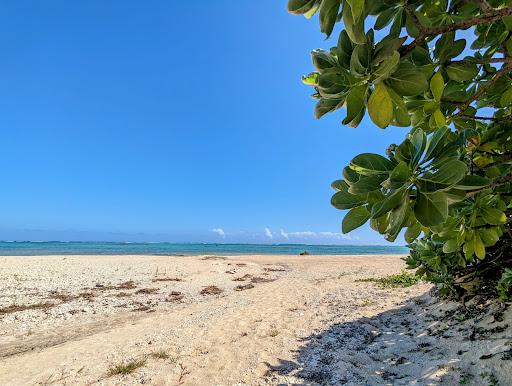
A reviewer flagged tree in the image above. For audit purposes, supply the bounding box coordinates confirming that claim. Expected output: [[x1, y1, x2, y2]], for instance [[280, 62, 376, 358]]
[[288, 0, 512, 299]]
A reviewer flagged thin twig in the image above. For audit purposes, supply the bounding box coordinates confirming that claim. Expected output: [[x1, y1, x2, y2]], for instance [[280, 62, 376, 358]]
[[449, 57, 512, 65]]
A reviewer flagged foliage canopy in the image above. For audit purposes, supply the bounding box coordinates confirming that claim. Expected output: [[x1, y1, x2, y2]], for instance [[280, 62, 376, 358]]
[[289, 0, 512, 299]]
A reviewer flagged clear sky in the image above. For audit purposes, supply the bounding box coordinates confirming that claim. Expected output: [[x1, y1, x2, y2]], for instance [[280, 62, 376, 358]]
[[0, 1, 407, 244]]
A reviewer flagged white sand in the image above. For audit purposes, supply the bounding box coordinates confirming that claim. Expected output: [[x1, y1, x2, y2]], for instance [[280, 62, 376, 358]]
[[0, 254, 510, 385]]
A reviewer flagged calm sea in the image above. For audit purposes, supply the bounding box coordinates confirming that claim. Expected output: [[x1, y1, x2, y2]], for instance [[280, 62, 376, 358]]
[[0, 241, 408, 256]]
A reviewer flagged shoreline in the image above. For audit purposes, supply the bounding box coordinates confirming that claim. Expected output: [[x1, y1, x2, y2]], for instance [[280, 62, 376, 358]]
[[0, 254, 509, 385]]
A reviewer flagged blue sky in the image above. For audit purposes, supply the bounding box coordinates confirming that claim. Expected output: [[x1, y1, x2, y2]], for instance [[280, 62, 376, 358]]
[[0, 1, 407, 244]]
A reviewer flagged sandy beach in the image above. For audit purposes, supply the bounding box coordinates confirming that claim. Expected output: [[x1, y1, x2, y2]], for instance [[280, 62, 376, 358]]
[[0, 254, 510, 385]]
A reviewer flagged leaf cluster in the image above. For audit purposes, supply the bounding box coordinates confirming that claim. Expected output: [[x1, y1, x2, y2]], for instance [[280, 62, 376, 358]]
[[289, 0, 512, 298]]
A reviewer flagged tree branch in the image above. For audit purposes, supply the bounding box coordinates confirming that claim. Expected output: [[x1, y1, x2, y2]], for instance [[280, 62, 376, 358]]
[[449, 57, 512, 65], [456, 62, 512, 116], [459, 114, 503, 120], [400, 7, 512, 57]]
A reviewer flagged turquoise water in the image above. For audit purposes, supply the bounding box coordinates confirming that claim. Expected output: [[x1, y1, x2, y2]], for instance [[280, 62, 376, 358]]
[[0, 241, 408, 256]]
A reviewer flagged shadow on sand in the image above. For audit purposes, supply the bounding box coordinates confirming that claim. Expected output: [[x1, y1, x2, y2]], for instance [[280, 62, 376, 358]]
[[266, 292, 465, 385]]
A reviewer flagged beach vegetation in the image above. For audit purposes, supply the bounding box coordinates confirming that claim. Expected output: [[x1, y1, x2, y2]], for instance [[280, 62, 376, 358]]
[[107, 358, 146, 376], [288, 0, 512, 300], [357, 271, 421, 288]]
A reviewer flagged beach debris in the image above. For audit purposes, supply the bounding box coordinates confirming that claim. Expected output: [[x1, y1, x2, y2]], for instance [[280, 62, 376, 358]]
[[135, 288, 159, 295], [152, 277, 183, 282], [264, 267, 286, 272], [131, 304, 152, 312], [47, 291, 79, 303], [200, 285, 223, 295], [225, 269, 236, 274], [177, 363, 190, 384], [299, 251, 310, 255], [78, 292, 95, 301], [251, 276, 276, 284], [234, 283, 255, 291], [115, 292, 131, 297], [233, 274, 252, 282], [150, 350, 171, 360], [166, 291, 184, 302], [236, 263, 247, 266], [201, 255, 226, 260], [0, 302, 55, 315], [92, 280, 137, 291]]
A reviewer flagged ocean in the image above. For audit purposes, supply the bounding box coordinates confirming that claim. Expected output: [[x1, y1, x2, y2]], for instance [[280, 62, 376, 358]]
[[0, 241, 408, 256]]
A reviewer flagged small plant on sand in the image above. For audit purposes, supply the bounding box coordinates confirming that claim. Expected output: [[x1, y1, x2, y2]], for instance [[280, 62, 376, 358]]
[[107, 358, 146, 376], [268, 326, 280, 337], [288, 1, 512, 300], [357, 271, 421, 288]]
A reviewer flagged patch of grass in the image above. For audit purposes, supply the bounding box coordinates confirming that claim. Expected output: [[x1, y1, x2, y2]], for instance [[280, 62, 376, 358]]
[[356, 271, 421, 288], [361, 298, 372, 306], [107, 358, 146, 376], [480, 371, 499, 386]]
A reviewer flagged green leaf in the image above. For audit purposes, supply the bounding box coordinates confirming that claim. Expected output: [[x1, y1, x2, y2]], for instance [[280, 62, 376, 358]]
[[342, 206, 370, 233], [343, 2, 366, 44], [416, 159, 467, 192], [288, 0, 319, 15], [432, 109, 446, 128], [337, 30, 353, 68], [319, 0, 342, 38], [405, 221, 422, 243], [302, 72, 319, 86], [343, 85, 367, 126], [350, 153, 395, 174], [350, 45, 369, 76], [479, 228, 499, 247], [446, 63, 479, 82], [372, 51, 400, 83], [331, 181, 367, 209], [368, 83, 393, 128], [454, 175, 491, 190], [481, 208, 506, 225], [315, 98, 342, 118], [463, 237, 475, 259], [386, 64, 429, 96], [422, 127, 450, 163], [410, 129, 426, 167], [371, 186, 407, 218], [414, 192, 448, 226], [374, 8, 396, 30], [343, 166, 359, 184], [430, 72, 445, 102], [500, 86, 512, 107], [387, 161, 411, 188], [474, 234, 485, 259], [348, 174, 386, 194], [443, 238, 459, 254], [385, 198, 408, 239], [346, 0, 364, 22]]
